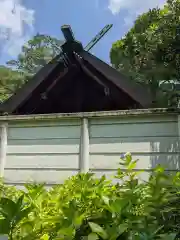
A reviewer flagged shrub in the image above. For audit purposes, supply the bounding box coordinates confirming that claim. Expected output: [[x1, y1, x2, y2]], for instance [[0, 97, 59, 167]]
[[0, 153, 179, 239]]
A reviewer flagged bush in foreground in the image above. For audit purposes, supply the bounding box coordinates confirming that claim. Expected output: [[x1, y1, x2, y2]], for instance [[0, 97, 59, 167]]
[[0, 153, 180, 239]]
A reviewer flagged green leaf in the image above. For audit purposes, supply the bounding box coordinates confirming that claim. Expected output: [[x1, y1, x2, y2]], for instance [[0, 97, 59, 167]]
[[154, 165, 165, 173], [124, 153, 132, 166], [0, 197, 16, 219], [159, 233, 177, 240], [15, 206, 32, 225], [117, 224, 128, 236], [58, 226, 75, 237], [19, 221, 34, 237], [88, 233, 99, 240], [109, 199, 127, 213], [40, 234, 49, 240], [128, 160, 138, 170], [0, 219, 11, 234], [89, 222, 108, 239], [72, 213, 85, 227], [102, 196, 109, 205]]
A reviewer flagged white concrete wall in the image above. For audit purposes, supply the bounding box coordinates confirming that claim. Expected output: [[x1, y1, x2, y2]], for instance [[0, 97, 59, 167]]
[[0, 110, 179, 186], [5, 119, 81, 186], [89, 114, 179, 182]]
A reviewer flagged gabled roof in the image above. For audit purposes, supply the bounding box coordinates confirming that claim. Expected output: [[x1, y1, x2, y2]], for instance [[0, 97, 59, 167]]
[[0, 45, 152, 115]]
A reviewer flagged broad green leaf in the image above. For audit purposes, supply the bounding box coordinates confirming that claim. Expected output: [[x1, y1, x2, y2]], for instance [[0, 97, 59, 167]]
[[88, 233, 99, 240], [89, 222, 108, 239], [117, 223, 128, 236], [72, 213, 85, 227], [15, 206, 33, 225], [159, 233, 176, 240], [102, 196, 109, 205], [0, 197, 16, 219]]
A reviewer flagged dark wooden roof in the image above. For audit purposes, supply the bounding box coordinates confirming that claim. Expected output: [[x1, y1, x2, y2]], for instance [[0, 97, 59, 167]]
[[0, 45, 152, 115], [81, 51, 151, 107]]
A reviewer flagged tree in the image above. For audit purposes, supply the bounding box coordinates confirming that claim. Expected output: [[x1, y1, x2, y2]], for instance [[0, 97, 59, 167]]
[[110, 0, 180, 106], [7, 33, 63, 75], [0, 34, 63, 102], [0, 66, 26, 102]]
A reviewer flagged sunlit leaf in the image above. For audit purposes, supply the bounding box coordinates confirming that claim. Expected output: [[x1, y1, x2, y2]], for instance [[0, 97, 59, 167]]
[[88, 233, 99, 240], [89, 222, 108, 239]]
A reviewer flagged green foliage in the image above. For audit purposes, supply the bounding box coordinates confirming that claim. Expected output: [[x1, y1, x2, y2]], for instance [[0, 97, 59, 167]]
[[0, 34, 62, 102], [6, 34, 63, 75], [110, 0, 180, 107], [0, 66, 27, 102], [0, 153, 180, 239]]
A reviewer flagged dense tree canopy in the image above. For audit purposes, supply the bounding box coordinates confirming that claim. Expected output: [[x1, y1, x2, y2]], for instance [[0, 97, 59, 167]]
[[110, 0, 180, 106]]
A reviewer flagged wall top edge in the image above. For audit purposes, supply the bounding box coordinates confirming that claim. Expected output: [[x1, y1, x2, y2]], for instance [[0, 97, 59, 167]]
[[0, 108, 179, 122]]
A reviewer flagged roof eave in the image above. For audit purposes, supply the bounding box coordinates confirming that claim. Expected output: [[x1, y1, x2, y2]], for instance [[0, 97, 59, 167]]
[[0, 55, 62, 114], [81, 51, 152, 107]]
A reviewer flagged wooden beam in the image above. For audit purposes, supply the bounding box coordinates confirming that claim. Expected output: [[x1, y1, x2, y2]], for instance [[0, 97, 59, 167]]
[[74, 53, 109, 92]]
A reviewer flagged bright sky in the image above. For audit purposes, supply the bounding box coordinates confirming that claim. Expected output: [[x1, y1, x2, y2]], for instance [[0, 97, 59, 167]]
[[0, 0, 166, 65]]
